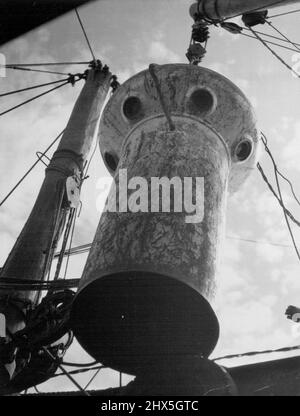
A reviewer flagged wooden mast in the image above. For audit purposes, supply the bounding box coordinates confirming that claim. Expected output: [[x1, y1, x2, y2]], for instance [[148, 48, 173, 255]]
[[0, 64, 111, 383]]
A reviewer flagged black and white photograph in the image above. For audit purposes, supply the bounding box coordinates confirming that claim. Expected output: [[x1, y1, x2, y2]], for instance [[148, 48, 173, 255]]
[[0, 0, 300, 401]]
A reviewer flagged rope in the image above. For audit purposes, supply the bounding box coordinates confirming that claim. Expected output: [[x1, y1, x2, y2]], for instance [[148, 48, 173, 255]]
[[214, 344, 300, 362], [75, 8, 96, 62], [0, 77, 71, 98], [247, 26, 300, 78], [0, 129, 65, 207]]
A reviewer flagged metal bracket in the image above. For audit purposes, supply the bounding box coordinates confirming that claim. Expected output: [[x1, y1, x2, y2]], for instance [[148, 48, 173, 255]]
[[66, 176, 81, 209]]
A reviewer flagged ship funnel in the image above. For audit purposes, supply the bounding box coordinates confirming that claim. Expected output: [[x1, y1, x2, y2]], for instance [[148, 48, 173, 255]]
[[71, 64, 259, 375]]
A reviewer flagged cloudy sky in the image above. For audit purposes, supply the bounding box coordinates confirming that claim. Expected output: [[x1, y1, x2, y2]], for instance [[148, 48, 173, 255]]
[[1, 0, 300, 393]]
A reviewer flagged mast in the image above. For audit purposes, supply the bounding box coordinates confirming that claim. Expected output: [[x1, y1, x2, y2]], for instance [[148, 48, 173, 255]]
[[190, 0, 300, 20], [0, 64, 111, 383]]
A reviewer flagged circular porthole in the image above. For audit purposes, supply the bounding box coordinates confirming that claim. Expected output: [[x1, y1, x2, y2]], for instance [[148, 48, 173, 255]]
[[188, 88, 215, 116], [122, 96, 143, 121], [234, 139, 253, 162], [104, 152, 119, 172]]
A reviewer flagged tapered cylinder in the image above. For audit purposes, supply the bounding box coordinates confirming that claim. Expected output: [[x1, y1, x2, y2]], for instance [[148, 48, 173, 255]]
[[71, 64, 260, 375]]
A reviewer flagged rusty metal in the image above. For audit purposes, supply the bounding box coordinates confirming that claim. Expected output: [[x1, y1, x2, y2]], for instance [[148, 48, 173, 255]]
[[71, 63, 260, 375]]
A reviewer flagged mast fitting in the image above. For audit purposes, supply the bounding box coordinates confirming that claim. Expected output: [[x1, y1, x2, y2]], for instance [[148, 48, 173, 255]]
[[242, 10, 268, 27]]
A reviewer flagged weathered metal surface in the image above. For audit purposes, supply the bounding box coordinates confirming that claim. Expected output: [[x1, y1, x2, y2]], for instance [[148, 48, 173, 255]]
[[71, 64, 259, 375], [190, 0, 300, 21], [0, 68, 111, 384]]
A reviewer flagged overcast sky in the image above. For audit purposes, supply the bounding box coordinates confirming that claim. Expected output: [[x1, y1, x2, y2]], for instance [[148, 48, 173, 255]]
[[1, 0, 300, 393]]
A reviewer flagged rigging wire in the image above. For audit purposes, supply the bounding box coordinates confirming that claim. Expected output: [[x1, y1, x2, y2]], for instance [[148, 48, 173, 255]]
[[265, 19, 300, 52], [246, 26, 300, 78], [258, 134, 300, 209], [277, 170, 300, 207], [52, 365, 105, 378], [0, 77, 82, 118], [257, 164, 300, 228], [52, 233, 295, 263], [0, 77, 72, 98], [257, 134, 300, 262], [62, 208, 78, 280], [54, 243, 92, 258], [42, 347, 90, 396], [239, 32, 300, 53], [4, 62, 91, 67], [269, 8, 300, 19], [0, 277, 80, 291], [3, 65, 70, 76], [242, 26, 300, 49], [0, 129, 65, 207], [84, 366, 104, 391], [213, 344, 300, 362], [226, 236, 291, 248], [75, 8, 96, 62], [52, 208, 76, 282]]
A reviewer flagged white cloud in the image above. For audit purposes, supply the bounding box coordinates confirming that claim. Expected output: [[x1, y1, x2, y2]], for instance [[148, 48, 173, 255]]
[[148, 40, 180, 63]]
